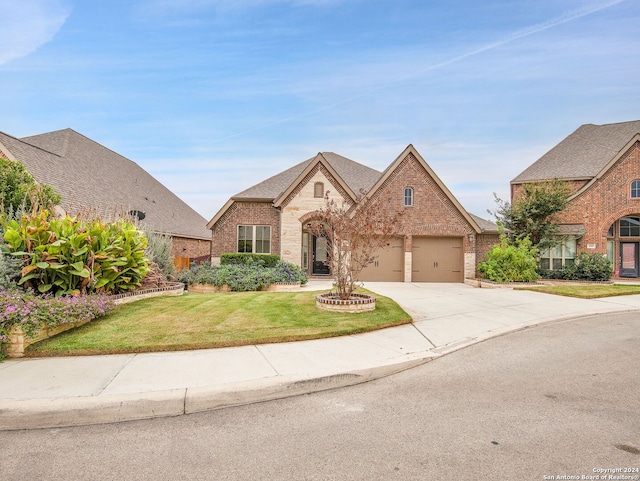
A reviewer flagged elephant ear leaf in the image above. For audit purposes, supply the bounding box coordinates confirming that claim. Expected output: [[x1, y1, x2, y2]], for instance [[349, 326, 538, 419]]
[[70, 267, 91, 278]]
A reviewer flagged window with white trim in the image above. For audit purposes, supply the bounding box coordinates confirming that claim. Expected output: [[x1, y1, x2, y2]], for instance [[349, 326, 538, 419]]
[[632, 180, 640, 198], [539, 238, 576, 270], [404, 187, 413, 206], [238, 225, 271, 254]]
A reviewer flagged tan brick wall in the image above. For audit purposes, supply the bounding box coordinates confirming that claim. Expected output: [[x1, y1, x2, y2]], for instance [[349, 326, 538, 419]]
[[211, 201, 281, 258]]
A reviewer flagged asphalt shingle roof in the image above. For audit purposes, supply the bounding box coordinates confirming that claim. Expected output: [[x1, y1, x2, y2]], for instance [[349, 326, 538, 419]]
[[233, 152, 382, 200], [0, 128, 210, 240], [512, 121, 640, 183]]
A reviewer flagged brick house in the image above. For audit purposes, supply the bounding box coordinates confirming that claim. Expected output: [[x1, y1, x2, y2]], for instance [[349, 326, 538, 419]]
[[208, 144, 498, 282], [511, 120, 640, 278], [0, 128, 211, 265]]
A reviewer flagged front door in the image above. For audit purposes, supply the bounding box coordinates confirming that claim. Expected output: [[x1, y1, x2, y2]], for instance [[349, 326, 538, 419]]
[[620, 242, 639, 277], [312, 235, 330, 275]]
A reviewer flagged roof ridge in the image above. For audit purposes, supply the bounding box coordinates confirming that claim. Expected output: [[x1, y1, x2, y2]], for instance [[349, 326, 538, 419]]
[[24, 128, 138, 164], [1, 131, 64, 159]]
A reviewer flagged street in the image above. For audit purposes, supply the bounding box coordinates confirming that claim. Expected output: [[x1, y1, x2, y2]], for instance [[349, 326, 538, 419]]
[[1, 312, 638, 480]]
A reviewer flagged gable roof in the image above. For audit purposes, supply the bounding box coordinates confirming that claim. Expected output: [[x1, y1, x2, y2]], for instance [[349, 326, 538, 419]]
[[512, 120, 640, 184], [365, 144, 482, 233], [0, 128, 211, 241], [233, 151, 381, 201], [208, 151, 381, 227]]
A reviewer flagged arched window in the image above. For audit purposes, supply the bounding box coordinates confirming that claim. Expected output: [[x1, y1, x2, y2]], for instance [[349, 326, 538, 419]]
[[631, 180, 640, 198], [404, 187, 413, 206], [314, 182, 324, 198]]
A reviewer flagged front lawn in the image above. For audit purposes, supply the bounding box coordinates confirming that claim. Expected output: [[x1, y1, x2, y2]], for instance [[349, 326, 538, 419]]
[[517, 284, 640, 299], [25, 290, 411, 356]]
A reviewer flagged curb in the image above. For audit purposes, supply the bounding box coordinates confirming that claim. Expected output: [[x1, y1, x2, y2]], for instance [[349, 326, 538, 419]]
[[0, 358, 431, 431]]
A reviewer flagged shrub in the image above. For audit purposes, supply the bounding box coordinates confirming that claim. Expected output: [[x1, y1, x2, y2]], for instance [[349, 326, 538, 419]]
[[0, 252, 20, 288], [177, 260, 307, 291], [478, 236, 539, 282], [0, 287, 113, 360], [2, 211, 149, 295], [538, 253, 612, 282], [144, 230, 175, 280], [220, 253, 280, 268]]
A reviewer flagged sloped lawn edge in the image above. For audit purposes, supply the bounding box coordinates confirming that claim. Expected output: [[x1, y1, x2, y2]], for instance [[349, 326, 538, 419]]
[[23, 290, 412, 357]]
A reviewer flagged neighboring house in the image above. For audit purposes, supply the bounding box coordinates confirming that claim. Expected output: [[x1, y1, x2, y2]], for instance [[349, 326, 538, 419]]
[[511, 120, 640, 278], [208, 144, 498, 282], [0, 128, 211, 265]]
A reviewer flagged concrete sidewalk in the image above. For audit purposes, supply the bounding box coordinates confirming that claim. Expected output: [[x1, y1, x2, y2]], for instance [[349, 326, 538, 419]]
[[2, 281, 640, 430]]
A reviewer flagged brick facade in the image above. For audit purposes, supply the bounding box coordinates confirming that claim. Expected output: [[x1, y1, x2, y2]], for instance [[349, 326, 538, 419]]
[[209, 146, 492, 281], [171, 236, 211, 258], [368, 153, 477, 248], [366, 152, 481, 279], [211, 201, 281, 261], [512, 140, 640, 276]]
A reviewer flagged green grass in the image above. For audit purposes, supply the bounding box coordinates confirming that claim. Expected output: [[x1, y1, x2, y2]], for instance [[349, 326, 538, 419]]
[[25, 290, 411, 357], [517, 284, 640, 299]]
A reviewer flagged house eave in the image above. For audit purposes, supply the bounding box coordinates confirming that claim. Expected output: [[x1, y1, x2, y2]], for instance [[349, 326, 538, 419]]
[[567, 134, 640, 202], [510, 176, 593, 185], [231, 196, 275, 203]]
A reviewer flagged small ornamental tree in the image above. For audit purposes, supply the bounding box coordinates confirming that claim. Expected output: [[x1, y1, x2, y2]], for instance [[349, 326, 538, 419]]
[[491, 179, 570, 250], [308, 191, 404, 300]]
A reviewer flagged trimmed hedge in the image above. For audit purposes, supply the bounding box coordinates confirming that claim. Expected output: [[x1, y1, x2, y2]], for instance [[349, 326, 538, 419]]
[[220, 253, 280, 268]]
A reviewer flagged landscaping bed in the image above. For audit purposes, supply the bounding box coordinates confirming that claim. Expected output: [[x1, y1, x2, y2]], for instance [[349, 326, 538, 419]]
[[23, 289, 411, 357]]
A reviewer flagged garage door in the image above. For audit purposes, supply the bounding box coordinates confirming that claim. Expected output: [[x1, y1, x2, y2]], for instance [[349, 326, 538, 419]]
[[359, 237, 404, 282], [412, 236, 463, 282]]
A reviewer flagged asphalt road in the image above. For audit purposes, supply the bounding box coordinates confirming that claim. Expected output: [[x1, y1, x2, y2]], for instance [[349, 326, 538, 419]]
[[1, 312, 639, 481]]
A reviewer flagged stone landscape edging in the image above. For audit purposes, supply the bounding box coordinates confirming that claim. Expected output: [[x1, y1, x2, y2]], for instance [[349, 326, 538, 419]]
[[5, 283, 186, 358]]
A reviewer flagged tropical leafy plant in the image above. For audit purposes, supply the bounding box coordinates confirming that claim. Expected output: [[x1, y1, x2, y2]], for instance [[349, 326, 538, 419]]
[[1, 211, 149, 295]]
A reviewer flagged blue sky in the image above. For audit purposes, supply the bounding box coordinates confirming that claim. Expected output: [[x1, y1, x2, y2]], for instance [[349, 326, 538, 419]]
[[1, 0, 638, 221]]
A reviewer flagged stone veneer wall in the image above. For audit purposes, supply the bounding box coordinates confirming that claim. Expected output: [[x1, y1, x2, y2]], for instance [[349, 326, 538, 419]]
[[279, 167, 351, 265]]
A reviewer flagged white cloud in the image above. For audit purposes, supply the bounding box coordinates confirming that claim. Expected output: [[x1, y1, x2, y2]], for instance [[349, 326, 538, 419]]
[[0, 0, 72, 65]]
